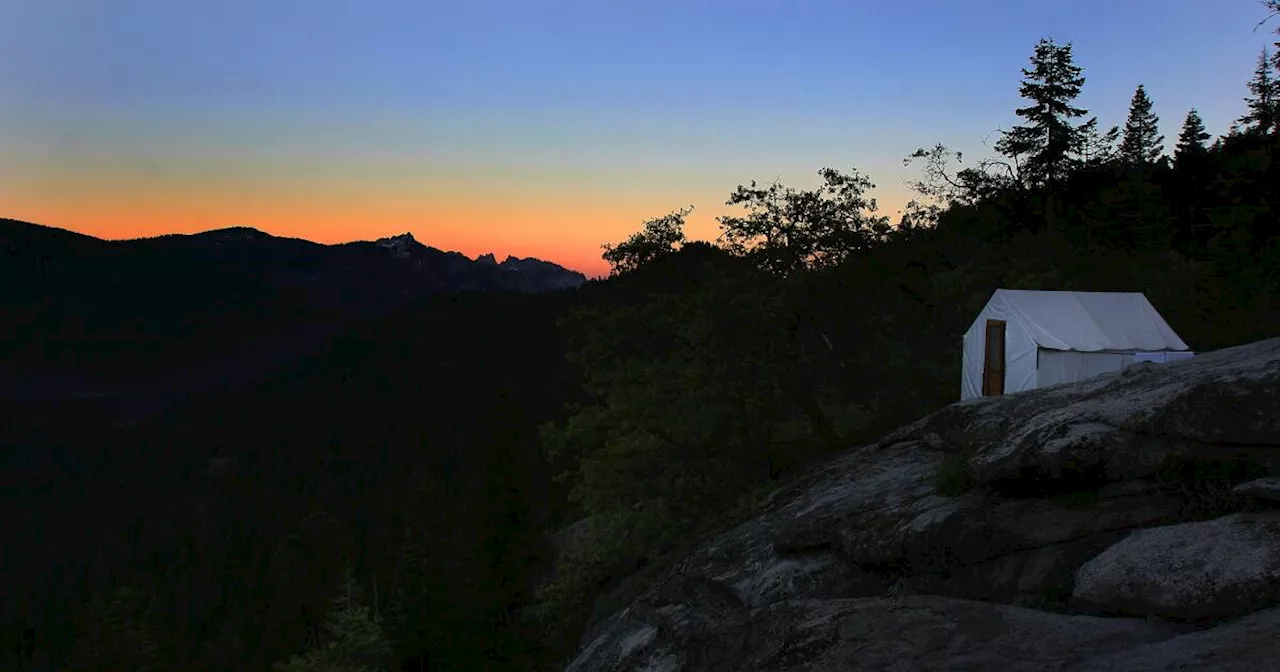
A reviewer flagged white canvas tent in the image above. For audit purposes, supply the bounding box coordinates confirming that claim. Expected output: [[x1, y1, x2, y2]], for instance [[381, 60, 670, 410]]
[[960, 289, 1193, 400]]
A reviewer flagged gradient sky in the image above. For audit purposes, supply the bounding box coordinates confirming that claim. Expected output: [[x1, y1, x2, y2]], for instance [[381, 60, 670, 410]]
[[2, 0, 1277, 276]]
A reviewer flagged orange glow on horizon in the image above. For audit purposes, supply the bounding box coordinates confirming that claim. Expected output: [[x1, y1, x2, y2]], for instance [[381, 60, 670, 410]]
[[4, 204, 616, 278], [4, 195, 700, 281], [3, 166, 911, 281]]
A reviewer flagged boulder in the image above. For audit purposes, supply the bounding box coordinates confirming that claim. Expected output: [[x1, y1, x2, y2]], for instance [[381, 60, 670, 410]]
[[1232, 476, 1280, 502], [719, 551, 883, 609], [563, 339, 1280, 671], [887, 492, 1184, 569], [1074, 512, 1280, 620], [570, 596, 1177, 672], [1074, 605, 1280, 671], [901, 531, 1130, 609], [564, 439, 1190, 669], [679, 440, 949, 609], [880, 338, 1280, 486], [674, 439, 1181, 610], [740, 597, 1177, 672], [565, 609, 683, 672], [570, 574, 1280, 672]]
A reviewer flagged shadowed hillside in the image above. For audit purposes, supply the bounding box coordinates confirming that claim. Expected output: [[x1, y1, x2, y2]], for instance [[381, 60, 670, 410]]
[[0, 219, 585, 413]]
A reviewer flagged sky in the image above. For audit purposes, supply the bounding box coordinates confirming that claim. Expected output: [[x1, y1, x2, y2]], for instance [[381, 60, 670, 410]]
[[2, 0, 1277, 277]]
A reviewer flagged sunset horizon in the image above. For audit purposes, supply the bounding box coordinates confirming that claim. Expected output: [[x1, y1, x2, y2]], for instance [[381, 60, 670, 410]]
[[4, 0, 1276, 279]]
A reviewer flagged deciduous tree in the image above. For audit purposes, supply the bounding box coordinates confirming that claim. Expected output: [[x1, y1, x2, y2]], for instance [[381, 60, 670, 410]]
[[600, 207, 691, 275], [904, 143, 1018, 208], [717, 167, 890, 276]]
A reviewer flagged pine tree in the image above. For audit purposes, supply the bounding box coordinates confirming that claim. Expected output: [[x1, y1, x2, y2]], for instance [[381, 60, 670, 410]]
[[1238, 46, 1278, 134], [1170, 108, 1212, 251], [1274, 38, 1280, 128], [995, 37, 1090, 186], [1120, 85, 1165, 165], [1078, 116, 1121, 168], [1174, 108, 1211, 165], [274, 571, 392, 672]]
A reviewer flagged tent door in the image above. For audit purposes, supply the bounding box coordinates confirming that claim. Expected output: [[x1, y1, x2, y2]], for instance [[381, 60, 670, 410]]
[[982, 319, 1006, 396]]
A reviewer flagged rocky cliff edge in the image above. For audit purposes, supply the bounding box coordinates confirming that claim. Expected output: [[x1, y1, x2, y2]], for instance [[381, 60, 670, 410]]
[[565, 337, 1280, 671]]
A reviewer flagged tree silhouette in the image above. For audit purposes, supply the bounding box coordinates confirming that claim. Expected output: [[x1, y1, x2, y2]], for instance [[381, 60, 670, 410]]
[[717, 167, 891, 276], [1174, 109, 1211, 166], [903, 143, 1018, 208], [1238, 47, 1278, 134], [1259, 0, 1279, 32], [995, 38, 1090, 186], [1078, 117, 1121, 168], [601, 207, 691, 276], [1120, 85, 1165, 165]]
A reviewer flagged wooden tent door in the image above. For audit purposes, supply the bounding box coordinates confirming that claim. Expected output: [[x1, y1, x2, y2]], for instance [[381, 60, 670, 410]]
[[981, 319, 1006, 396]]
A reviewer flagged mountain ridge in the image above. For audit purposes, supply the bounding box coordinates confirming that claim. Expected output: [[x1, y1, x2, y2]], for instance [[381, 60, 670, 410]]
[[2, 218, 589, 276], [1, 217, 587, 303], [0, 216, 586, 411]]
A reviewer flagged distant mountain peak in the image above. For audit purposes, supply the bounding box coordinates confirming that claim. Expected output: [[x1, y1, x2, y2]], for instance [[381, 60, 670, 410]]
[[375, 232, 419, 258], [499, 255, 550, 270], [205, 226, 270, 239], [376, 232, 417, 246], [3, 218, 588, 307]]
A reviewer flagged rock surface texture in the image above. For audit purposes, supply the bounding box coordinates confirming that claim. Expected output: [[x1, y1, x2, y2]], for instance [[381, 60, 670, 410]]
[[1234, 476, 1280, 501], [563, 338, 1280, 671], [1073, 512, 1280, 621]]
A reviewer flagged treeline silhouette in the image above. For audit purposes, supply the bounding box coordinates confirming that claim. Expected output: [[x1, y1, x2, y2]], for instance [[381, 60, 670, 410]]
[[3, 24, 1279, 672]]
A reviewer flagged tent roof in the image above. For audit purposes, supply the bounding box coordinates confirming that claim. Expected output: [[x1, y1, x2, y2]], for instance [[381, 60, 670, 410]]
[[986, 289, 1189, 352]]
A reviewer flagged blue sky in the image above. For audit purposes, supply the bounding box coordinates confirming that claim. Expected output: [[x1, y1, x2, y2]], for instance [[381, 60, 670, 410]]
[[2, 0, 1276, 274]]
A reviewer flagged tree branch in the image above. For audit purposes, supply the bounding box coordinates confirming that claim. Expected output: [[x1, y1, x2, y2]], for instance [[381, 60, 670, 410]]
[[1254, 0, 1279, 32]]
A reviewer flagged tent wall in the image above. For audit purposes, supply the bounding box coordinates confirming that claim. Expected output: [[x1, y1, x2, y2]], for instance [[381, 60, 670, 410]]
[[1036, 350, 1129, 388], [961, 293, 1039, 400], [987, 290, 1189, 351], [1133, 351, 1196, 364], [960, 289, 1196, 400]]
